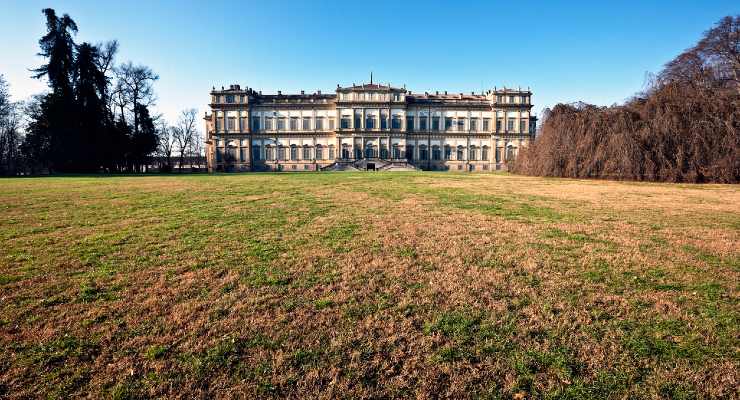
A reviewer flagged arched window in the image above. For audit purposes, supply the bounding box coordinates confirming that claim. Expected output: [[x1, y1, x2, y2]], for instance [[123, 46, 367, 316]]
[[419, 145, 428, 160], [253, 145, 261, 161], [481, 146, 489, 161], [406, 145, 415, 161], [354, 147, 363, 159], [392, 144, 401, 159], [328, 145, 335, 160], [506, 145, 516, 161], [380, 145, 388, 159], [341, 144, 350, 159], [278, 146, 287, 161], [315, 145, 323, 160], [303, 145, 310, 160], [457, 146, 464, 161], [290, 145, 298, 160], [444, 145, 452, 160], [266, 146, 274, 161], [469, 146, 477, 161], [365, 143, 375, 158], [432, 145, 441, 160]]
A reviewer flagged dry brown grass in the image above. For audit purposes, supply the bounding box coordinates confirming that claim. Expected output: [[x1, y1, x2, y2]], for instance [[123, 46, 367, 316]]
[[0, 173, 738, 399]]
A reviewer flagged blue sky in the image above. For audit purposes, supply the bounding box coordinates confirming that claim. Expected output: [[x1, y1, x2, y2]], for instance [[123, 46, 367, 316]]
[[1, 0, 737, 122]]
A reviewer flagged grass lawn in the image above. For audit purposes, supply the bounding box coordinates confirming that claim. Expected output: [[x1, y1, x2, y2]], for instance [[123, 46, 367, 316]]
[[0, 172, 738, 399]]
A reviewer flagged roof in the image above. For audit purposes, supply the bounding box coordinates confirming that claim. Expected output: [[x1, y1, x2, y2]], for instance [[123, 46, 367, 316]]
[[337, 82, 406, 92]]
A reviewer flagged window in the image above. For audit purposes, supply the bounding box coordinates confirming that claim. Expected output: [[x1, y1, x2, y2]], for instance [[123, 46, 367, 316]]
[[239, 148, 247, 161], [216, 118, 223, 131], [251, 117, 260, 131], [380, 146, 388, 159], [354, 111, 361, 129], [506, 145, 516, 161], [264, 117, 273, 130], [432, 146, 441, 160], [456, 118, 465, 131], [365, 144, 375, 158], [328, 119, 335, 130], [406, 116, 414, 131], [240, 117, 247, 131], [341, 145, 350, 159], [354, 147, 362, 159], [278, 146, 286, 161], [290, 118, 299, 131], [483, 164, 489, 170], [482, 146, 489, 161], [445, 117, 453, 131], [469, 146, 477, 161], [391, 115, 401, 129], [366, 115, 375, 129], [303, 146, 310, 160], [470, 118, 478, 131], [315, 145, 323, 160], [277, 118, 286, 130], [495, 147, 501, 163], [496, 95, 502, 103], [432, 116, 440, 131], [225, 95, 235, 103], [419, 116, 428, 130], [444, 145, 452, 160], [227, 117, 236, 131], [419, 145, 428, 160], [290, 145, 298, 160], [341, 116, 351, 129], [406, 145, 414, 161], [520, 120, 526, 133], [304, 164, 310, 170], [266, 146, 275, 161], [303, 117, 311, 130], [328, 145, 335, 159], [457, 146, 464, 160], [216, 148, 223, 162], [507, 119, 515, 131], [315, 117, 324, 130], [483, 118, 491, 131], [392, 145, 401, 159], [381, 111, 388, 130], [509, 95, 515, 103], [253, 145, 261, 161], [496, 119, 502, 132]]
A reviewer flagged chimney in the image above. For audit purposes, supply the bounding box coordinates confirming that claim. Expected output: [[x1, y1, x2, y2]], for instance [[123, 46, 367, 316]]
[[317, 90, 321, 95], [435, 91, 438, 95], [301, 90, 305, 95], [259, 90, 262, 95], [444, 91, 448, 95], [277, 90, 282, 96]]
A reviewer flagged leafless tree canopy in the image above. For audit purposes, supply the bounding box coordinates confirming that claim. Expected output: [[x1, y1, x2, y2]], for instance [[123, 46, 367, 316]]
[[512, 16, 739, 183]]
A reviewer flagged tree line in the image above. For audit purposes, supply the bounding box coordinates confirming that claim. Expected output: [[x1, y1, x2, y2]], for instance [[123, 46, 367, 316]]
[[512, 16, 739, 183], [0, 8, 204, 175]]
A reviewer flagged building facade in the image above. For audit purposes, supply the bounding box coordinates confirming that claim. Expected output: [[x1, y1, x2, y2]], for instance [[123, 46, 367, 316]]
[[205, 81, 535, 172]]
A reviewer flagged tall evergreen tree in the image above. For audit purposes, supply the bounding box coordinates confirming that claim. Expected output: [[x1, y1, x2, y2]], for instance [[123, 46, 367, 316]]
[[74, 42, 108, 170], [28, 8, 79, 171]]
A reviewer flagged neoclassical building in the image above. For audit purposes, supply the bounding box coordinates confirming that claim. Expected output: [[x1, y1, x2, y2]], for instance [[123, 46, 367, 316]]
[[205, 80, 535, 172]]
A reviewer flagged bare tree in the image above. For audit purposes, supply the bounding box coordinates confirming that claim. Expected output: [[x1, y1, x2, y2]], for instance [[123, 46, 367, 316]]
[[156, 118, 175, 171], [0, 75, 23, 175], [173, 108, 197, 171], [115, 62, 158, 135]]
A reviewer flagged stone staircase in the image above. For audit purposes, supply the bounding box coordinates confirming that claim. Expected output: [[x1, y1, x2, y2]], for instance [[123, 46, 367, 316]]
[[321, 159, 418, 172]]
